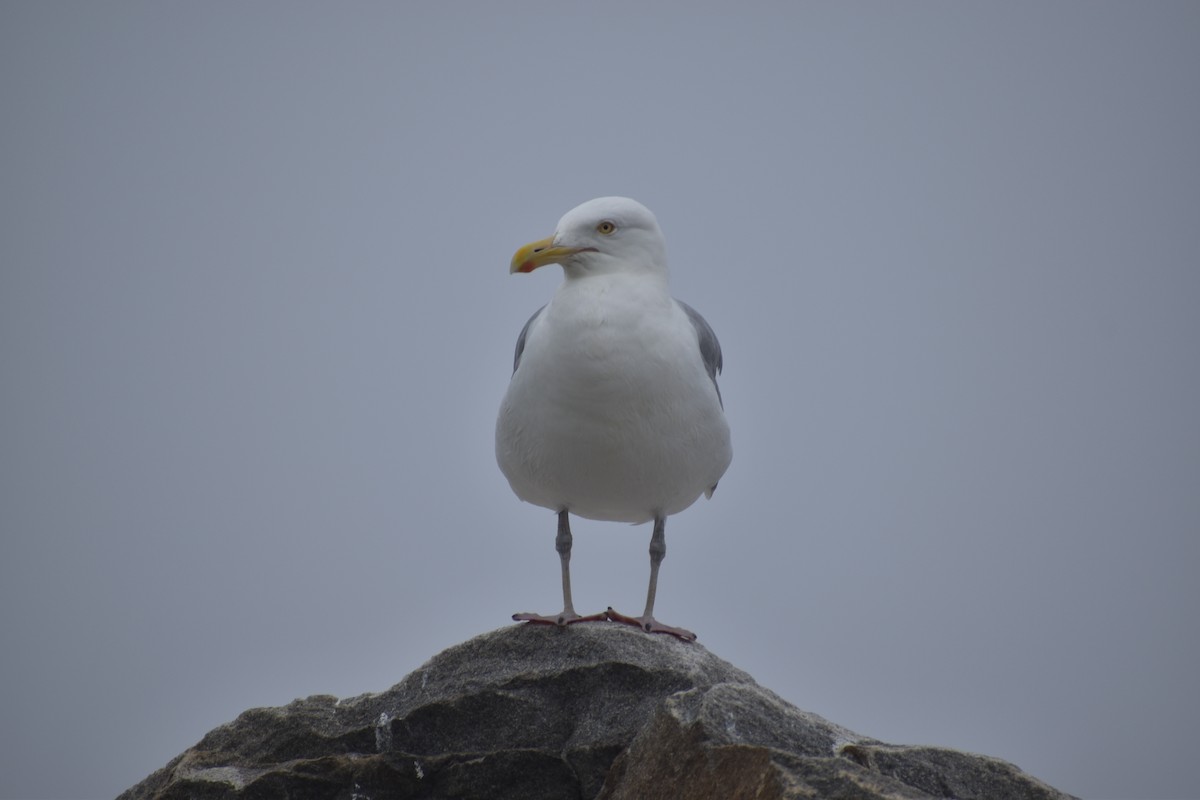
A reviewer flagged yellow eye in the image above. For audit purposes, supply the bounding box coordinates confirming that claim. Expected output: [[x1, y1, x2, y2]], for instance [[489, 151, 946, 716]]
[[596, 220, 616, 235]]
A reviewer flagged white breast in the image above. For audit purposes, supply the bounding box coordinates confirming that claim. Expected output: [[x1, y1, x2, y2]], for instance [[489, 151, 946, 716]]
[[495, 273, 731, 523]]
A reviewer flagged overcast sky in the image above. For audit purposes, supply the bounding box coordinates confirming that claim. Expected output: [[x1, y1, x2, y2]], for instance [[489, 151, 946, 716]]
[[2, 4, 1198, 799]]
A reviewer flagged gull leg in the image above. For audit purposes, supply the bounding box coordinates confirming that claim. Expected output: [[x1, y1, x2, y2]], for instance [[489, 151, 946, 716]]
[[514, 510, 608, 627], [607, 517, 697, 641]]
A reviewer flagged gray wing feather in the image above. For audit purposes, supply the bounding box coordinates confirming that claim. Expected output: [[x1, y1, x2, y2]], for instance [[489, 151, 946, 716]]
[[512, 304, 545, 374], [676, 299, 724, 408]]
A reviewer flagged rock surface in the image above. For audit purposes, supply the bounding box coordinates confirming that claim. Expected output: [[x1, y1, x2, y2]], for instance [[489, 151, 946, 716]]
[[119, 623, 1076, 800]]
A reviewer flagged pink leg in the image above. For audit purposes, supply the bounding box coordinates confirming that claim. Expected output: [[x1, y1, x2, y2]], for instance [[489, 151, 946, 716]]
[[513, 510, 608, 627], [606, 517, 697, 642]]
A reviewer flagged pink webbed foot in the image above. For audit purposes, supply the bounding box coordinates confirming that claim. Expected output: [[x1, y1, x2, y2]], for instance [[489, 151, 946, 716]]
[[606, 607, 697, 642], [512, 610, 609, 627]]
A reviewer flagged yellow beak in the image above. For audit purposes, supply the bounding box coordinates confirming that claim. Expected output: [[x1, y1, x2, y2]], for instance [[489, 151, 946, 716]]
[[510, 236, 592, 274]]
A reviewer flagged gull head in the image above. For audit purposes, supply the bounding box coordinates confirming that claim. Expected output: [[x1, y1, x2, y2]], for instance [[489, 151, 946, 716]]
[[510, 197, 667, 277]]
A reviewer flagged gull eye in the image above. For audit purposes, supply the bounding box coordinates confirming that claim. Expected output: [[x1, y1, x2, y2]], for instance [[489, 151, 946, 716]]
[[596, 220, 617, 235]]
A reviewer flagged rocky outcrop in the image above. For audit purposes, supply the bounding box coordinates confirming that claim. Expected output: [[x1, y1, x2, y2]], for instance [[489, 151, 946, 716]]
[[119, 623, 1075, 800]]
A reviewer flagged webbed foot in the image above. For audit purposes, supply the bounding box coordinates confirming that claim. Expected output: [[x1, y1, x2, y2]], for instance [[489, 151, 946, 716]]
[[512, 610, 609, 627], [605, 607, 696, 641]]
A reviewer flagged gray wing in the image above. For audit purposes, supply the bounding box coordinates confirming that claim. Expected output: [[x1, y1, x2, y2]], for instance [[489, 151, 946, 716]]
[[676, 299, 724, 408], [512, 304, 546, 374]]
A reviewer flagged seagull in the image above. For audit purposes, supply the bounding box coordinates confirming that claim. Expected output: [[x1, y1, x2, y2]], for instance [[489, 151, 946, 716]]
[[496, 197, 732, 641]]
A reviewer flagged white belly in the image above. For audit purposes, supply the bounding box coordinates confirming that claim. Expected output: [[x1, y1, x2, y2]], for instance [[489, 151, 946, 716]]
[[495, 281, 731, 523]]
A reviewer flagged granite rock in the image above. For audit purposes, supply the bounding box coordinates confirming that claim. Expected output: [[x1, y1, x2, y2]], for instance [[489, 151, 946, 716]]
[[119, 623, 1076, 800]]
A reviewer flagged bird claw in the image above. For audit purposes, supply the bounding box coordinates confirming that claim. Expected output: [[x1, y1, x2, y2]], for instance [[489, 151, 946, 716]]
[[606, 607, 697, 642], [511, 608, 697, 642], [512, 610, 609, 627]]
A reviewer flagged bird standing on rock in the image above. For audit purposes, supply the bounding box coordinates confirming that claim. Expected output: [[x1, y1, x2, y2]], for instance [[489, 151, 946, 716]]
[[496, 197, 732, 642]]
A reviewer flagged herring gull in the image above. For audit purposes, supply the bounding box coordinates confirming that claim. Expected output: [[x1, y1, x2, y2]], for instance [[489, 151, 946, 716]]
[[496, 197, 732, 641]]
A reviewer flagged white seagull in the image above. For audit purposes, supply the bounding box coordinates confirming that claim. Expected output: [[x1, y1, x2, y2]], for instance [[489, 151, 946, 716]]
[[496, 197, 732, 641]]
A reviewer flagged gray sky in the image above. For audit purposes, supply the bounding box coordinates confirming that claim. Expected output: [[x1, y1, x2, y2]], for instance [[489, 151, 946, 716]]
[[2, 3, 1197, 799]]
